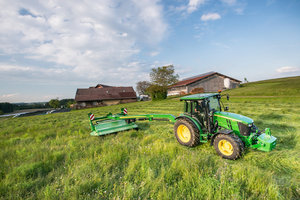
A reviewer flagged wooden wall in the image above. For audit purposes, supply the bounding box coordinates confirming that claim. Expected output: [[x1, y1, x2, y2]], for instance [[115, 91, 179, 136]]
[[75, 98, 137, 109], [167, 74, 240, 96]]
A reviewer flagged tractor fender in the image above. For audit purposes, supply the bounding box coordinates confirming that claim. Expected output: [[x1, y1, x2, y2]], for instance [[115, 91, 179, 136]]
[[210, 129, 233, 146], [175, 115, 203, 134]]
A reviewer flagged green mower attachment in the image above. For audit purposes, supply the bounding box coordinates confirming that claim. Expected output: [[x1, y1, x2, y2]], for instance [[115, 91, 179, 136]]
[[251, 128, 277, 152], [88, 108, 176, 136]]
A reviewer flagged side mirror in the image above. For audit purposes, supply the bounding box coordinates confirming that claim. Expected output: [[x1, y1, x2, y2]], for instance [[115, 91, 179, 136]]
[[225, 106, 229, 111], [227, 94, 229, 101]]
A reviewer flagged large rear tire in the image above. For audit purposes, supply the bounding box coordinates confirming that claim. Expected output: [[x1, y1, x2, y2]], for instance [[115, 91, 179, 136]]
[[213, 134, 244, 160], [174, 119, 200, 147]]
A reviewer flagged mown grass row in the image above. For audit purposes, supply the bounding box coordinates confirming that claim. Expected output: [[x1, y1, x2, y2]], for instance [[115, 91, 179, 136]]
[[0, 96, 299, 199]]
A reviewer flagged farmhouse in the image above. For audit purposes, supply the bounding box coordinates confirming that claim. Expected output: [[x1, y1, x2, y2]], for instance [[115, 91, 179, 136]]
[[168, 71, 241, 96], [75, 84, 137, 109]]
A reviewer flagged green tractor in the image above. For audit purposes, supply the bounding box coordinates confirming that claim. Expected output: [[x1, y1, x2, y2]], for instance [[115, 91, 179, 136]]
[[88, 93, 276, 160], [174, 93, 276, 159]]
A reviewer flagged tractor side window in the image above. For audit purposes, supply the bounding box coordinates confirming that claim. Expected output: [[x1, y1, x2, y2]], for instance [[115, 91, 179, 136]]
[[196, 100, 204, 112], [209, 96, 221, 111], [184, 101, 192, 113], [193, 101, 198, 111], [184, 101, 188, 113]]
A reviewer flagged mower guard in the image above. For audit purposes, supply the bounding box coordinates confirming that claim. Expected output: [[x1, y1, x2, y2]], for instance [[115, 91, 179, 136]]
[[90, 119, 138, 136], [252, 128, 277, 152]]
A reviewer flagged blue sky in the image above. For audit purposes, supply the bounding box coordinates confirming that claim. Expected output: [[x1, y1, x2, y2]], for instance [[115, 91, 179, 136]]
[[0, 0, 299, 102]]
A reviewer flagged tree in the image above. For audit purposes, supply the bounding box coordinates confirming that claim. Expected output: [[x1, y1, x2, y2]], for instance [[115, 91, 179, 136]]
[[146, 65, 179, 100], [146, 85, 167, 100], [136, 81, 151, 95], [49, 98, 60, 109], [150, 65, 179, 87]]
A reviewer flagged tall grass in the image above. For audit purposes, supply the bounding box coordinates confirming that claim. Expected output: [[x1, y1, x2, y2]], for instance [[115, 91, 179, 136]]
[[0, 96, 299, 199]]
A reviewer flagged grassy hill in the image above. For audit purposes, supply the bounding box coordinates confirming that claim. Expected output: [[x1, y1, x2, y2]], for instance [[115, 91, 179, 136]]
[[1, 77, 300, 199], [226, 76, 300, 96]]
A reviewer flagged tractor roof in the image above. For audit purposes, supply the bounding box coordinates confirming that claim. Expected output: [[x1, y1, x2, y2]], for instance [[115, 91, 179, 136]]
[[180, 93, 219, 101]]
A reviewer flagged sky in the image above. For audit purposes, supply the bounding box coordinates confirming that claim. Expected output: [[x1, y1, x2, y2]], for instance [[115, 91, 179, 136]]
[[0, 0, 299, 103]]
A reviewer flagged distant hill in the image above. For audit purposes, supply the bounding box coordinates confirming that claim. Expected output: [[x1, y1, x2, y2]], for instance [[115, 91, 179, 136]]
[[226, 76, 300, 96]]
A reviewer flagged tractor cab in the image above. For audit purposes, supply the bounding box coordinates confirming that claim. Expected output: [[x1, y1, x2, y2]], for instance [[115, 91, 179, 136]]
[[180, 93, 224, 134]]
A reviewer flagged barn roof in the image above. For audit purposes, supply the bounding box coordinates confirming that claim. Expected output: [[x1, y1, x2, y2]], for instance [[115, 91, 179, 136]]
[[75, 86, 136, 102], [169, 71, 241, 88]]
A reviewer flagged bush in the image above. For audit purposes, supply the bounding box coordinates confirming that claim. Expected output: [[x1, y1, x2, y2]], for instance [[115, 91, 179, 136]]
[[48, 99, 60, 109], [190, 87, 204, 94], [146, 85, 167, 100], [179, 91, 186, 96]]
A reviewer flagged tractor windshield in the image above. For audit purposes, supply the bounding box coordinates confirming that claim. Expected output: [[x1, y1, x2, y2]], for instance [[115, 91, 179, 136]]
[[208, 96, 221, 111]]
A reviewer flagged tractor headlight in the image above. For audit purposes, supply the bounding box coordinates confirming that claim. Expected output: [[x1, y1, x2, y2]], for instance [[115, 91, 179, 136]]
[[248, 123, 259, 133]]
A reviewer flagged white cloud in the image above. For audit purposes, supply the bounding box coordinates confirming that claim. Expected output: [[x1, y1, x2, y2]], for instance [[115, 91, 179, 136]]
[[234, 7, 244, 15], [187, 0, 206, 13], [220, 0, 245, 15], [0, 0, 167, 85], [0, 64, 32, 72], [0, 92, 64, 103], [220, 0, 237, 6], [150, 51, 160, 56], [0, 93, 19, 103], [201, 13, 221, 21], [276, 66, 300, 73], [0, 93, 18, 98], [170, 0, 205, 14], [212, 42, 230, 49]]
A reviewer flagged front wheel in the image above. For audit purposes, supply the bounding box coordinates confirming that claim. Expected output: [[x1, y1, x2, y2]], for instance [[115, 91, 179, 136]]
[[174, 119, 199, 147], [213, 134, 244, 160]]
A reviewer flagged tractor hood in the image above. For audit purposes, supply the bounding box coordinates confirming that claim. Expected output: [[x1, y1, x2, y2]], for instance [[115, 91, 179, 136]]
[[214, 111, 254, 124]]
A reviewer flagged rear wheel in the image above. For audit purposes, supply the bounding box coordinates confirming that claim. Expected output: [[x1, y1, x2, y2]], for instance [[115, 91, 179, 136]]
[[174, 119, 199, 147], [213, 134, 244, 160]]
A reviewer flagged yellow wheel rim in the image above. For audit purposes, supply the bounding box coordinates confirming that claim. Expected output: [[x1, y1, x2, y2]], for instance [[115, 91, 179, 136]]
[[218, 139, 233, 156], [177, 125, 191, 143]]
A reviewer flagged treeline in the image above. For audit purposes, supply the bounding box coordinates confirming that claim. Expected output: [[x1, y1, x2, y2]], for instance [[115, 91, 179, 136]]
[[14, 102, 49, 110], [0, 102, 48, 115], [0, 98, 75, 114], [0, 103, 14, 114]]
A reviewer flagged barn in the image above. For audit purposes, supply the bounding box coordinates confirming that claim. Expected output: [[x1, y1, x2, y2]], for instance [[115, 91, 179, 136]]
[[75, 84, 137, 109], [167, 71, 241, 96]]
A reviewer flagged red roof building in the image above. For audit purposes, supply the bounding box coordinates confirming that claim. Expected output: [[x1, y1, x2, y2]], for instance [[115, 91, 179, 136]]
[[75, 85, 137, 109], [168, 71, 241, 96]]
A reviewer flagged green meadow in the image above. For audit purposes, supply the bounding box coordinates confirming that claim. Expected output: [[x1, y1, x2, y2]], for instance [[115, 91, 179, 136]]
[[1, 77, 300, 199]]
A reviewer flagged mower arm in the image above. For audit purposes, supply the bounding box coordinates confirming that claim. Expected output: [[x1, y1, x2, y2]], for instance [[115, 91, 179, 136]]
[[113, 114, 176, 123]]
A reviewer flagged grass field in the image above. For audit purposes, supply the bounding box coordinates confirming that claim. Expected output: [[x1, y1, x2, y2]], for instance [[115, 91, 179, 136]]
[[226, 76, 300, 97], [1, 77, 300, 199]]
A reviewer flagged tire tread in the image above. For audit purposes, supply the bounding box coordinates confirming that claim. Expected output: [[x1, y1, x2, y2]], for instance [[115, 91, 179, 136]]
[[174, 119, 200, 147], [213, 133, 244, 160]]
